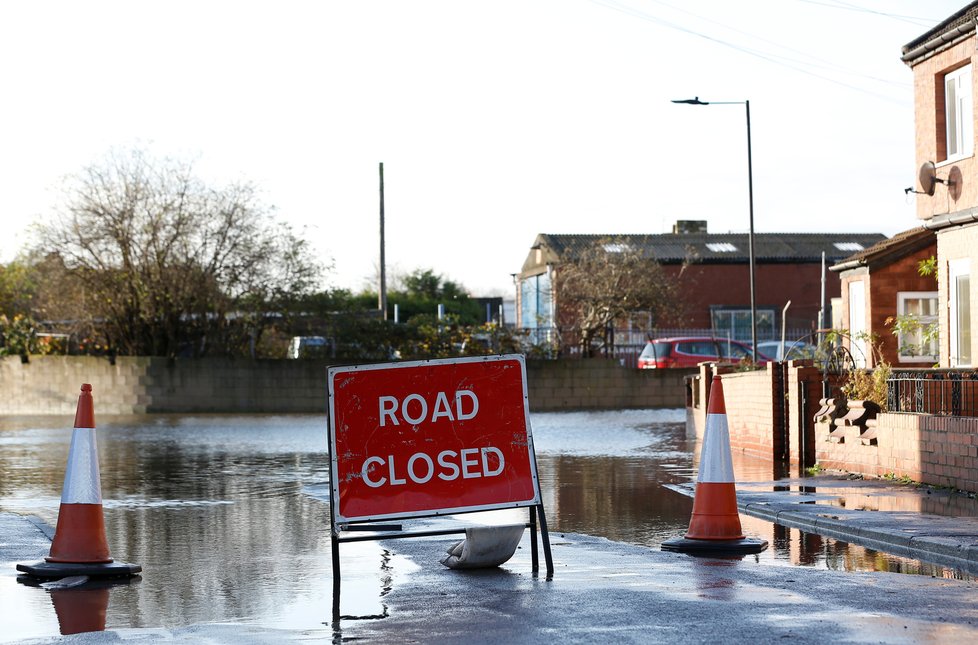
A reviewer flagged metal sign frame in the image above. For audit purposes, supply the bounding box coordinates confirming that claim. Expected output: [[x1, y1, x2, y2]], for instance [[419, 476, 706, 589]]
[[326, 354, 554, 623]]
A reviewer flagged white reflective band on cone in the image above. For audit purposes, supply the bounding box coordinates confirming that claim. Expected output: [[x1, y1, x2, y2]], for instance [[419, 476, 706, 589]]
[[696, 412, 735, 483], [61, 427, 103, 504]]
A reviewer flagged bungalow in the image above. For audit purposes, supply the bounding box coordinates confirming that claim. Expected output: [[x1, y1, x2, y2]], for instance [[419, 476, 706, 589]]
[[517, 222, 885, 351], [830, 227, 938, 368]]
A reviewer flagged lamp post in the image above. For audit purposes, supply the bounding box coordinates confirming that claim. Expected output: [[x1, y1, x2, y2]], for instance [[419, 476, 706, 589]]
[[672, 97, 757, 362]]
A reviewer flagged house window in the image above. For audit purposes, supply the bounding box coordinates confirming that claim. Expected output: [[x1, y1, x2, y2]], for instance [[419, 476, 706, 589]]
[[520, 271, 553, 345], [896, 292, 938, 362], [945, 64, 973, 161], [949, 259, 971, 367], [848, 281, 867, 368], [710, 307, 775, 343]]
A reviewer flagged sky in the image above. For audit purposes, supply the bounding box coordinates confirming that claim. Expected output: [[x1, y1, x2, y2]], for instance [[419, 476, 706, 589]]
[[0, 0, 969, 297]]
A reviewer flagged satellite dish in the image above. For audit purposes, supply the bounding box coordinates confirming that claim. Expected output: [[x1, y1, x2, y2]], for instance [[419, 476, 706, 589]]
[[918, 161, 938, 196], [949, 165, 963, 201]]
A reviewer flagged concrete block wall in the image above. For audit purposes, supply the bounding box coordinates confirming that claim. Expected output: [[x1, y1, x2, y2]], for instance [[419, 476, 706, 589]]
[[0, 356, 688, 415], [524, 359, 691, 411]]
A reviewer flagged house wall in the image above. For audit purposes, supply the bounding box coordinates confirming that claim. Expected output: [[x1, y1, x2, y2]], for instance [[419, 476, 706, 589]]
[[0, 356, 690, 415], [871, 246, 939, 366], [815, 413, 978, 494], [911, 35, 978, 219], [838, 244, 938, 368], [936, 224, 978, 367], [663, 262, 831, 333]]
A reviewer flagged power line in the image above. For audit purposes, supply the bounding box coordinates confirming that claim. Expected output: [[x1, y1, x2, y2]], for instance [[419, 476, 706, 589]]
[[649, 0, 909, 89], [588, 0, 912, 105], [792, 0, 936, 28]]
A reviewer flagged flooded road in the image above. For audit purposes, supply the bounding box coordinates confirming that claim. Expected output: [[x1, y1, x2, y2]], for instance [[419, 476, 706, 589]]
[[0, 409, 974, 640]]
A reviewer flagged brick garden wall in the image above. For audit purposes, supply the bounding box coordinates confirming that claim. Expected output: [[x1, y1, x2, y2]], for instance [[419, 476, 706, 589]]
[[688, 362, 839, 475], [815, 412, 978, 493], [714, 367, 781, 461], [0, 356, 689, 415]]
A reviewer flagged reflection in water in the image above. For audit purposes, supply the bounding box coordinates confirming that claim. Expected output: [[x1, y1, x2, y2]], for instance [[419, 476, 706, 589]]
[[1, 409, 975, 641], [50, 586, 110, 635]]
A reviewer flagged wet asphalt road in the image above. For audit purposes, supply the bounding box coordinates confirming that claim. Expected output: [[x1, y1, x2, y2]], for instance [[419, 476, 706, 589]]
[[7, 473, 978, 644]]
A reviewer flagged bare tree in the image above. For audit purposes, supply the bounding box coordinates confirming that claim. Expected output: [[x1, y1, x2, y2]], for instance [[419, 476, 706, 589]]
[[32, 148, 324, 357], [552, 239, 686, 357]]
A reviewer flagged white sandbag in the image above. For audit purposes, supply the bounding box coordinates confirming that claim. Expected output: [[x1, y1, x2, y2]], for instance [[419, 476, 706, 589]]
[[440, 524, 525, 569]]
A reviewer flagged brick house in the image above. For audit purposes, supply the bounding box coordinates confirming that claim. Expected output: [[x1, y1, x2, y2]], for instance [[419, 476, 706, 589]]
[[830, 227, 938, 368], [516, 223, 885, 350], [903, 3, 978, 367]]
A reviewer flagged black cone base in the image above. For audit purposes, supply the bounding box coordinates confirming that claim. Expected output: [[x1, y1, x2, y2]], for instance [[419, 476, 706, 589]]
[[16, 560, 141, 579], [661, 536, 768, 555]]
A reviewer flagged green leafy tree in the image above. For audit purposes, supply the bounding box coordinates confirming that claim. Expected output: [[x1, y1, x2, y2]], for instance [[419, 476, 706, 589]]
[[0, 259, 38, 318]]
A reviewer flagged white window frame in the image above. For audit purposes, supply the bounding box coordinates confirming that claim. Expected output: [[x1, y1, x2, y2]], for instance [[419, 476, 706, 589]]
[[848, 281, 867, 368], [949, 259, 972, 367], [945, 64, 974, 162], [896, 291, 938, 363]]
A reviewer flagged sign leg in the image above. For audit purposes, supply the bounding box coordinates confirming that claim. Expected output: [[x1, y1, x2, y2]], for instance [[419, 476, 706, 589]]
[[529, 505, 539, 573], [536, 503, 554, 579], [331, 534, 341, 625]]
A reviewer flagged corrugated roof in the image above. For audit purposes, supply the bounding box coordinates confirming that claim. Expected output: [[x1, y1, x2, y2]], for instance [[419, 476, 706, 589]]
[[534, 232, 888, 265]]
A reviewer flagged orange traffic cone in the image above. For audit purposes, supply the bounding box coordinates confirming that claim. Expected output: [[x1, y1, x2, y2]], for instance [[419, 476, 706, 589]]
[[17, 384, 141, 579], [662, 375, 768, 554]]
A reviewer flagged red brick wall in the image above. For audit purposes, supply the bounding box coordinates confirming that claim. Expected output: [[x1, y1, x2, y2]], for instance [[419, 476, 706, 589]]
[[838, 243, 938, 368], [870, 247, 939, 366], [815, 413, 978, 494], [911, 36, 978, 219], [665, 262, 833, 331], [718, 367, 781, 460]]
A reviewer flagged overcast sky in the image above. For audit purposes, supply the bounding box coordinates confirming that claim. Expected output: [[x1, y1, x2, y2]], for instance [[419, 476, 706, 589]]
[[0, 0, 968, 296]]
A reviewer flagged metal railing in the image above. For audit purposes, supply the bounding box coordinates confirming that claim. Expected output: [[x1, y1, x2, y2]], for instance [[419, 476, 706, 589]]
[[887, 369, 978, 417]]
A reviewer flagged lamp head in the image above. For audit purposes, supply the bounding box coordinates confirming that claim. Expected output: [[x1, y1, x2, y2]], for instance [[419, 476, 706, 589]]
[[672, 97, 708, 105]]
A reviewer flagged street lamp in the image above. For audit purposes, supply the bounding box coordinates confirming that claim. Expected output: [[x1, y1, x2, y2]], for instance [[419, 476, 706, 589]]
[[672, 96, 757, 362]]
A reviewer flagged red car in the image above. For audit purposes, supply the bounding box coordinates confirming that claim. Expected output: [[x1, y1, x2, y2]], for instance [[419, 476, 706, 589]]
[[637, 337, 753, 369]]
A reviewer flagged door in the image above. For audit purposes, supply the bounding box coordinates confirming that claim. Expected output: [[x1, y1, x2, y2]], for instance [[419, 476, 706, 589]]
[[949, 259, 971, 367]]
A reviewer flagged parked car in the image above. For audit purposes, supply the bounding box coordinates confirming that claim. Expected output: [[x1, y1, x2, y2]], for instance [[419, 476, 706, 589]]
[[637, 337, 753, 369], [287, 336, 332, 359], [755, 340, 817, 362]]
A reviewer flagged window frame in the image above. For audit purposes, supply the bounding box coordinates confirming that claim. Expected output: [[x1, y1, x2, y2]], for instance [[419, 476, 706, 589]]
[[949, 259, 972, 368], [709, 307, 776, 343], [896, 291, 939, 363], [944, 64, 974, 163]]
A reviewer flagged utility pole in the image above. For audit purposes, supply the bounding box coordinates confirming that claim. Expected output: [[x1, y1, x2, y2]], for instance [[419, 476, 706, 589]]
[[378, 162, 387, 320]]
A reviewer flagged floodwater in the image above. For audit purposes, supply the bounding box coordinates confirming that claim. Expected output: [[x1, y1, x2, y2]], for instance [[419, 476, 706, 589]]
[[0, 410, 973, 640]]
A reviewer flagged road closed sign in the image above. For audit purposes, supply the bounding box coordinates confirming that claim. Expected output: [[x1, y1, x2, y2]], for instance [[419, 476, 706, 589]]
[[327, 354, 540, 524]]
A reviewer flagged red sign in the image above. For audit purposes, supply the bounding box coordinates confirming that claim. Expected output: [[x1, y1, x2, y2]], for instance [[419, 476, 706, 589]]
[[327, 355, 540, 523]]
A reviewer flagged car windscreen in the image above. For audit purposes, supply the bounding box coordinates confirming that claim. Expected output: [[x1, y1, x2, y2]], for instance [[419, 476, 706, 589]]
[[651, 341, 672, 359]]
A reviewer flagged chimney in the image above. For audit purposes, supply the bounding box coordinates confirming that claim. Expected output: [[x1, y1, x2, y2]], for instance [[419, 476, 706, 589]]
[[673, 220, 708, 234]]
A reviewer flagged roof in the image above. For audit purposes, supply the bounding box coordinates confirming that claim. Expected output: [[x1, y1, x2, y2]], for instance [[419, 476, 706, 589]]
[[525, 232, 888, 268], [902, 2, 978, 65], [829, 227, 935, 273]]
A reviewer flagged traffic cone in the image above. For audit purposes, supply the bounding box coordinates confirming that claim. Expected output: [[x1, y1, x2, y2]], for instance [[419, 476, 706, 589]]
[[17, 384, 141, 579], [662, 375, 768, 554]]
